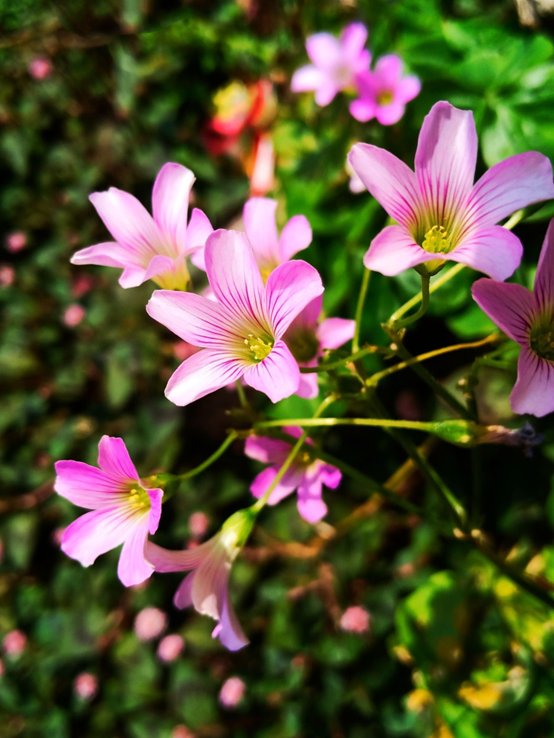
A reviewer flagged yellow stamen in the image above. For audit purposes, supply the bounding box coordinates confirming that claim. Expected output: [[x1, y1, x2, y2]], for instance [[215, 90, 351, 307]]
[[377, 90, 394, 106], [244, 333, 274, 362], [128, 486, 151, 510], [421, 225, 452, 254], [530, 324, 554, 361]]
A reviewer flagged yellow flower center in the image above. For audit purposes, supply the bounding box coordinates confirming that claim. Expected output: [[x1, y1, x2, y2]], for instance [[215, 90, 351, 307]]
[[421, 225, 453, 254], [530, 324, 554, 361], [244, 333, 274, 362], [259, 266, 273, 284], [128, 486, 151, 510], [377, 90, 394, 106]]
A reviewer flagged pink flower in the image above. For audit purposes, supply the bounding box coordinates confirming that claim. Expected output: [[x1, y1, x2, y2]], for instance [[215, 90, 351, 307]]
[[157, 634, 184, 661], [0, 265, 15, 287], [340, 606, 371, 633], [3, 630, 26, 655], [28, 56, 52, 79], [348, 101, 554, 280], [219, 676, 246, 708], [145, 511, 254, 652], [283, 295, 355, 398], [472, 219, 554, 417], [350, 54, 420, 125], [193, 197, 312, 282], [5, 231, 27, 253], [71, 163, 213, 290], [147, 229, 323, 406], [249, 133, 275, 197], [189, 512, 210, 539], [292, 23, 371, 106], [54, 436, 163, 587], [245, 427, 341, 523], [134, 607, 168, 641], [63, 304, 85, 327], [74, 672, 98, 700]]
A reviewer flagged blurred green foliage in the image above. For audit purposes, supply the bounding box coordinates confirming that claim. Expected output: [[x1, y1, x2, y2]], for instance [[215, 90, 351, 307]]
[[1, 0, 554, 736]]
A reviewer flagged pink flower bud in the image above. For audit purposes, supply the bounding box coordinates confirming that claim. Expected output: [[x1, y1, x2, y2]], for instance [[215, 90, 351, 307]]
[[74, 672, 98, 700], [3, 630, 27, 655], [171, 727, 195, 738], [157, 634, 184, 662], [0, 265, 14, 287], [63, 304, 85, 327], [29, 56, 53, 79], [340, 606, 371, 634], [189, 511, 210, 539], [5, 232, 27, 253], [134, 607, 167, 642], [219, 676, 246, 708]]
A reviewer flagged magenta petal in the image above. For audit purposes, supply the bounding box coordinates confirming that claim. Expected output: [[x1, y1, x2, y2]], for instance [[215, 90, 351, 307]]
[[244, 435, 290, 464], [296, 362, 319, 400], [218, 592, 249, 651], [117, 521, 154, 587], [291, 65, 326, 93], [186, 208, 213, 255], [243, 340, 300, 402], [396, 76, 421, 103], [145, 541, 207, 572], [363, 226, 432, 276], [279, 215, 312, 261], [471, 279, 534, 344], [535, 219, 554, 313], [243, 198, 280, 267], [250, 466, 302, 505], [61, 507, 138, 567], [466, 152, 554, 230], [296, 477, 328, 523], [306, 33, 341, 69], [147, 488, 163, 535], [415, 101, 477, 222], [319, 464, 342, 489], [147, 289, 240, 348], [374, 54, 402, 86], [266, 260, 324, 338], [340, 23, 369, 60], [151, 163, 195, 253], [174, 572, 196, 609], [165, 349, 247, 406], [54, 460, 124, 508], [348, 144, 421, 228], [450, 226, 523, 280], [349, 98, 377, 123], [376, 102, 406, 126], [204, 230, 266, 324], [511, 346, 554, 417], [97, 436, 139, 481], [70, 241, 130, 268], [314, 81, 341, 107], [119, 267, 147, 288], [317, 317, 355, 350]]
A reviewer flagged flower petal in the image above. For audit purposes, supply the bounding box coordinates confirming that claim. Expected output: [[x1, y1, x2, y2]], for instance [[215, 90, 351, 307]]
[[291, 65, 327, 93], [165, 349, 247, 406], [89, 189, 164, 264], [511, 346, 554, 417], [376, 102, 406, 126], [306, 33, 341, 70], [450, 226, 523, 280], [152, 163, 195, 253], [70, 242, 130, 268], [314, 82, 341, 107], [61, 506, 140, 567], [218, 591, 249, 651], [340, 23, 369, 62], [204, 230, 266, 327], [316, 317, 355, 350], [147, 488, 163, 535], [297, 477, 328, 523], [396, 76, 421, 103], [266, 260, 324, 338], [349, 98, 377, 123], [414, 101, 477, 225], [363, 226, 432, 276], [465, 152, 554, 231], [296, 363, 320, 399], [319, 464, 342, 489], [97, 436, 139, 481], [186, 208, 213, 256], [174, 572, 196, 609], [191, 541, 229, 620], [243, 340, 300, 402], [54, 460, 126, 509], [471, 278, 534, 344], [279, 215, 312, 262], [250, 465, 304, 505], [117, 520, 154, 587], [534, 219, 554, 314], [374, 54, 402, 86], [348, 144, 421, 228], [244, 435, 290, 464], [145, 541, 208, 572], [243, 197, 280, 267], [147, 290, 242, 348], [143, 254, 176, 282], [119, 267, 147, 288]]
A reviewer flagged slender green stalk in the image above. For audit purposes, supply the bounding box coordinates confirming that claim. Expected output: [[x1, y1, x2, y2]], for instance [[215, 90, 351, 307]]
[[300, 344, 387, 374], [255, 417, 439, 432], [393, 271, 430, 330], [235, 380, 249, 410], [175, 431, 238, 481], [389, 263, 466, 324], [352, 268, 371, 353]]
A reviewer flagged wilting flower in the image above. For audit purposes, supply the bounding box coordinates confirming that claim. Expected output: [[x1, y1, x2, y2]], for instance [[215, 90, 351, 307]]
[[472, 219, 554, 417], [340, 605, 371, 633], [147, 229, 324, 405], [349, 101, 554, 280], [283, 295, 355, 398], [145, 510, 255, 651], [292, 23, 370, 106], [3, 630, 26, 656], [71, 163, 213, 290], [74, 673, 98, 701], [54, 436, 163, 586], [134, 607, 168, 641], [350, 54, 420, 125], [157, 634, 185, 662], [219, 677, 246, 708], [245, 427, 341, 523]]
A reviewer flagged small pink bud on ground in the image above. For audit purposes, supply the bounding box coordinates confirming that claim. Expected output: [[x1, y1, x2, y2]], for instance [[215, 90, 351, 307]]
[[189, 511, 210, 539], [157, 634, 184, 662], [340, 606, 371, 634], [134, 607, 167, 642], [219, 676, 246, 708], [29, 56, 53, 79], [5, 232, 27, 253], [74, 672, 98, 700], [63, 304, 85, 327], [171, 726, 195, 738], [0, 265, 15, 287], [3, 630, 27, 655]]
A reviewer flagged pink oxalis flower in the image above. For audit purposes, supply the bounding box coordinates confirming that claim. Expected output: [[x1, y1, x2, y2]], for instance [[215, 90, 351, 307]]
[[283, 295, 355, 398], [134, 607, 168, 641], [340, 606, 371, 634], [245, 427, 341, 523], [74, 673, 98, 701], [28, 56, 52, 80], [472, 219, 554, 418], [71, 163, 213, 290], [350, 54, 420, 126], [291, 23, 371, 106], [349, 101, 554, 280], [145, 510, 254, 651], [147, 229, 324, 406], [219, 677, 246, 708], [54, 436, 163, 587], [157, 634, 185, 662], [3, 630, 27, 656]]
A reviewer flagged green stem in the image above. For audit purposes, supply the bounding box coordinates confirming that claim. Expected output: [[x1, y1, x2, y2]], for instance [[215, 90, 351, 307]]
[[300, 344, 388, 374], [235, 381, 249, 410], [255, 417, 441, 432], [389, 262, 465, 325], [175, 431, 238, 481], [393, 271, 430, 330], [352, 268, 371, 353]]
